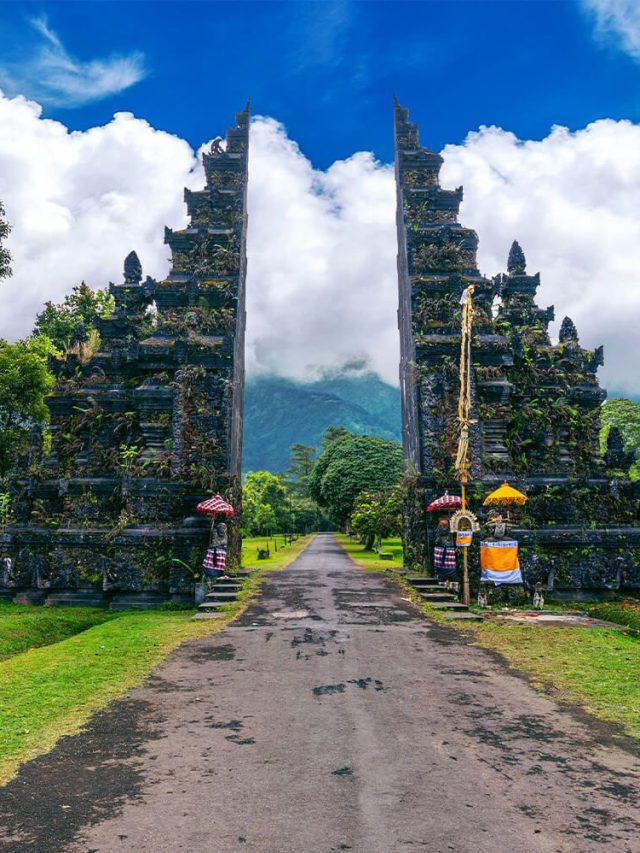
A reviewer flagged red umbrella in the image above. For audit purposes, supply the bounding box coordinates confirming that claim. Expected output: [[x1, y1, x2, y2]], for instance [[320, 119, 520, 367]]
[[426, 491, 462, 512], [196, 494, 235, 517]]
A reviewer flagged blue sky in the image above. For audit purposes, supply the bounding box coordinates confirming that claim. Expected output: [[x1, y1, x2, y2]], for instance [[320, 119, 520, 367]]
[[1, 0, 639, 396], [0, 0, 638, 166]]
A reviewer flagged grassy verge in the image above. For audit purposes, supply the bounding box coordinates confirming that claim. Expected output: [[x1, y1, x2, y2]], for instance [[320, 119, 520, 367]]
[[0, 610, 228, 785], [334, 533, 404, 572], [1, 534, 314, 785], [0, 603, 116, 661], [399, 576, 640, 741], [470, 621, 640, 740], [242, 533, 313, 570]]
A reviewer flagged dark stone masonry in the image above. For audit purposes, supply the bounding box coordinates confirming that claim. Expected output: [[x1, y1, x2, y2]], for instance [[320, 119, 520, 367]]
[[1, 100, 638, 604], [394, 101, 640, 593], [0, 106, 249, 607]]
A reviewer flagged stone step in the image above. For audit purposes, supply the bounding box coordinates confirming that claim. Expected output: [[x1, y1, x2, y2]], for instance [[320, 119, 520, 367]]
[[407, 577, 439, 585], [211, 583, 243, 592], [443, 612, 483, 621], [204, 592, 239, 602], [429, 602, 468, 611], [198, 601, 227, 611], [421, 593, 457, 602]]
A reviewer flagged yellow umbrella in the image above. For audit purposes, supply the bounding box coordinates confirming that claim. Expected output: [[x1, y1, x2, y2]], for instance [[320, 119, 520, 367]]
[[483, 482, 528, 506]]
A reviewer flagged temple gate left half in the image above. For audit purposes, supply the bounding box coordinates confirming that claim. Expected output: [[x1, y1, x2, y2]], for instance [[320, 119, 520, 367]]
[[0, 105, 249, 607]]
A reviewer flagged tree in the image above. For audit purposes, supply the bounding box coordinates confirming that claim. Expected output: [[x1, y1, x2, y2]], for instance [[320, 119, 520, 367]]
[[600, 398, 640, 479], [242, 470, 292, 535], [0, 201, 11, 282], [33, 282, 115, 351], [309, 431, 404, 525], [0, 336, 57, 475], [285, 443, 316, 496], [350, 486, 403, 551]]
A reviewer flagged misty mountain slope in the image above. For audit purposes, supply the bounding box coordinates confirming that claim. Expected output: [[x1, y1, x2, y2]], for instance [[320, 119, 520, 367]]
[[242, 374, 401, 473]]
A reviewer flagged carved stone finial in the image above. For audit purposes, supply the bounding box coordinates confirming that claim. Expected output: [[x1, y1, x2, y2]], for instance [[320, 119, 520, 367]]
[[210, 137, 224, 156], [559, 316, 579, 344], [507, 240, 526, 274], [123, 251, 142, 284]]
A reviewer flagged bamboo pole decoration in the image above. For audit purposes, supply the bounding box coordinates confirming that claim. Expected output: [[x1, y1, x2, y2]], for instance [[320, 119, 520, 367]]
[[454, 285, 475, 606]]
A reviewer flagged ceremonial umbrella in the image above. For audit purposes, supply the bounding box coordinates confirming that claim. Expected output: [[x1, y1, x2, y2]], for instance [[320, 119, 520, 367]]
[[427, 491, 462, 512], [482, 482, 527, 507], [196, 494, 235, 517]]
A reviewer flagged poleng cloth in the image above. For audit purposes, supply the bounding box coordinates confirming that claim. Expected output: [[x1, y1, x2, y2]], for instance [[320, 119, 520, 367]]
[[480, 540, 522, 585]]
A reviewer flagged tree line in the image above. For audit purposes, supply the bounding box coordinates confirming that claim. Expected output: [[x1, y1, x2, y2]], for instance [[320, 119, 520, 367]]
[[243, 427, 405, 551]]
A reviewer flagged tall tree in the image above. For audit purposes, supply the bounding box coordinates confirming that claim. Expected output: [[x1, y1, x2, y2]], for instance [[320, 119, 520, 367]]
[[285, 443, 316, 496], [309, 430, 404, 525], [33, 282, 115, 351], [0, 337, 57, 475], [0, 201, 11, 282]]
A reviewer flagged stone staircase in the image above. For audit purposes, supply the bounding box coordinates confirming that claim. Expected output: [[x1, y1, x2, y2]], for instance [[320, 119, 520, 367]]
[[197, 572, 250, 615], [406, 576, 483, 621]]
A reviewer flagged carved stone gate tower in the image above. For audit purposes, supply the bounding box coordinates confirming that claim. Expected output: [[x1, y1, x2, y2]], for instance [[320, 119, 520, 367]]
[[1, 105, 249, 606], [394, 101, 640, 592]]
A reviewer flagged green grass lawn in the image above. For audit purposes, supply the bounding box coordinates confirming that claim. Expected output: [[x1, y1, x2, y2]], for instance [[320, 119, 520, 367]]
[[470, 622, 640, 740], [401, 577, 640, 742], [0, 603, 116, 660], [0, 610, 227, 785], [0, 533, 314, 786], [334, 533, 404, 571], [242, 533, 313, 570]]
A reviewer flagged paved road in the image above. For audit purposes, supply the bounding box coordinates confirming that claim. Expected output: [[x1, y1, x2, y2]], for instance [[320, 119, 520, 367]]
[[2, 534, 640, 852]]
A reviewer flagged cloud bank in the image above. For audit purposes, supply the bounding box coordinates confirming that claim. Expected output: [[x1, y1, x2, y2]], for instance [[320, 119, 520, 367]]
[[0, 18, 146, 107], [0, 90, 639, 395], [582, 0, 640, 60]]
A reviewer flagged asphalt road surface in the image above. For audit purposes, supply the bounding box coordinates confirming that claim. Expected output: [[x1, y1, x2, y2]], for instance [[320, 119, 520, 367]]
[[2, 534, 640, 853]]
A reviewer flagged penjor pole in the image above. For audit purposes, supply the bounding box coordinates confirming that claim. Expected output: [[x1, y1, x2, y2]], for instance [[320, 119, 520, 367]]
[[454, 284, 475, 606]]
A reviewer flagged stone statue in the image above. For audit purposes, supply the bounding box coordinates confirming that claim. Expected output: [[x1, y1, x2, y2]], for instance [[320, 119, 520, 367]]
[[211, 521, 228, 548], [1, 556, 15, 588], [532, 582, 545, 609], [485, 510, 507, 540]]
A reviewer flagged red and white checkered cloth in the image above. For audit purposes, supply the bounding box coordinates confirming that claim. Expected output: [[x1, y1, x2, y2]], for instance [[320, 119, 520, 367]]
[[196, 495, 235, 517], [433, 546, 456, 569], [202, 547, 227, 573]]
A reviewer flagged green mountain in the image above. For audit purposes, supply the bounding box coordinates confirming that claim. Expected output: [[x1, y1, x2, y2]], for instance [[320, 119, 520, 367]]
[[242, 373, 401, 473]]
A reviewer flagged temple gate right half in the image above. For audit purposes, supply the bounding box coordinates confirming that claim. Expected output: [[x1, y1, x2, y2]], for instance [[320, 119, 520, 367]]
[[394, 101, 640, 593]]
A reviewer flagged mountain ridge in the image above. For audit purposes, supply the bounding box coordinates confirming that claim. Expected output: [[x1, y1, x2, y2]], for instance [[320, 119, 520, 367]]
[[242, 373, 401, 473]]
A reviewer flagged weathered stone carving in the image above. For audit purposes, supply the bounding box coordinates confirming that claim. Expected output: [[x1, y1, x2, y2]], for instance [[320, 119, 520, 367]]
[[1, 105, 250, 606], [394, 101, 639, 590]]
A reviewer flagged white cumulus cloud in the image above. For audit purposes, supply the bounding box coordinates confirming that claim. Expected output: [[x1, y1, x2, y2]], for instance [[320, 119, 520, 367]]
[[441, 119, 640, 396], [245, 117, 397, 382], [0, 89, 639, 396], [581, 0, 640, 60], [0, 17, 146, 107]]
